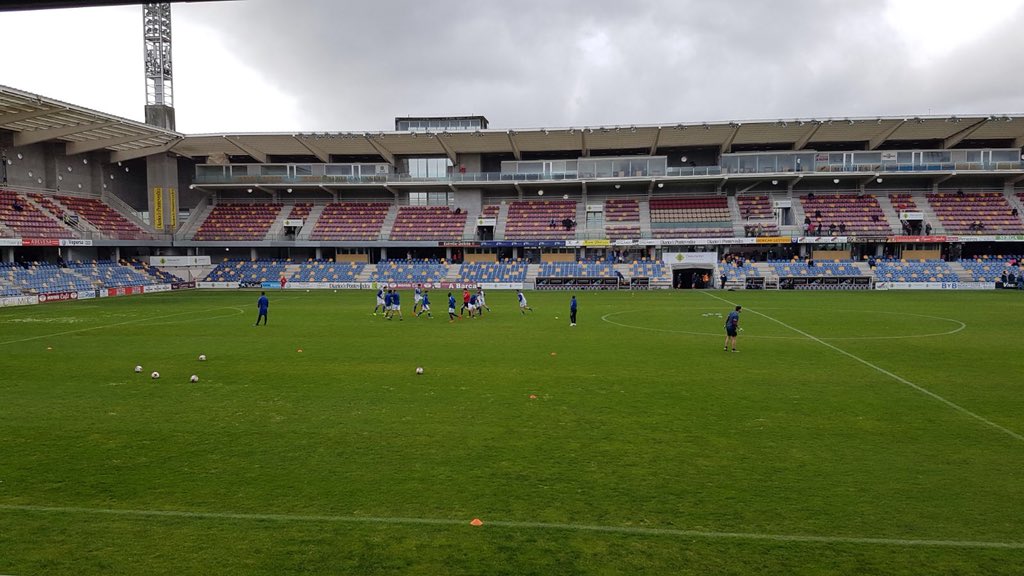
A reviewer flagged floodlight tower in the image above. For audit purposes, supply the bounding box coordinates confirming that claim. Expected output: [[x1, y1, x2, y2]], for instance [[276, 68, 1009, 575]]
[[142, 2, 179, 233], [143, 2, 175, 130]]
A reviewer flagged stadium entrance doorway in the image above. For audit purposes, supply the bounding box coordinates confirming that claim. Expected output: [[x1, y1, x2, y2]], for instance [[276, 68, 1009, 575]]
[[672, 267, 713, 289]]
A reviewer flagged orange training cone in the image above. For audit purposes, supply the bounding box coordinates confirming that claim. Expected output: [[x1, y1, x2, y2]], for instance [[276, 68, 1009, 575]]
[[529, 394, 537, 399], [470, 518, 483, 526]]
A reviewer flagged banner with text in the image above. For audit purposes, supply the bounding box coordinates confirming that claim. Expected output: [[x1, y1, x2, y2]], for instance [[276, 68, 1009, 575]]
[[153, 187, 164, 230]]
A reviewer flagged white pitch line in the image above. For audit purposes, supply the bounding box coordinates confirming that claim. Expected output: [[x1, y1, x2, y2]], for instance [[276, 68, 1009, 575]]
[[701, 291, 1024, 444], [0, 306, 243, 347], [2, 504, 1022, 550]]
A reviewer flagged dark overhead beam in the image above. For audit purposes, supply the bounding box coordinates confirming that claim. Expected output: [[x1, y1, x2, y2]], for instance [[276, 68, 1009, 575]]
[[868, 120, 906, 150], [13, 121, 119, 146], [943, 118, 988, 149], [0, 1, 222, 12]]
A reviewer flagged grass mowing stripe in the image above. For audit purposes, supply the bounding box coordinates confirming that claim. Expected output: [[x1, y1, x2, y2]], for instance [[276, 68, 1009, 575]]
[[3, 504, 1023, 550], [0, 306, 247, 347], [701, 291, 1024, 444]]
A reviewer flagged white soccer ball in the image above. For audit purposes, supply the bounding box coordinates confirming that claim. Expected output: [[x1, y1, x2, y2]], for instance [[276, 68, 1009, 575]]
[[134, 365, 142, 373], [190, 374, 199, 383], [151, 371, 160, 379], [415, 367, 424, 375], [198, 354, 207, 361]]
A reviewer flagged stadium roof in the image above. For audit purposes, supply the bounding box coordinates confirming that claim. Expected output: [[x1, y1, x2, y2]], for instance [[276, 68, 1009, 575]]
[[0, 0, 221, 11], [176, 115, 1024, 162], [0, 84, 182, 163], [3, 81, 1022, 164]]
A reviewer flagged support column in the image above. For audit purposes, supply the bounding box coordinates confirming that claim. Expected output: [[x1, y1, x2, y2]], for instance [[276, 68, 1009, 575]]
[[315, 247, 323, 260], [146, 154, 179, 234], [381, 247, 388, 261], [5, 247, 14, 262], [250, 248, 258, 260], [114, 247, 121, 262]]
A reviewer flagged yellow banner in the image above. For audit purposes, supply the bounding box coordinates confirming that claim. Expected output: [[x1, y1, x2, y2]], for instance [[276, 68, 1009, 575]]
[[755, 236, 789, 244], [582, 239, 611, 247], [153, 187, 164, 230], [168, 188, 177, 229]]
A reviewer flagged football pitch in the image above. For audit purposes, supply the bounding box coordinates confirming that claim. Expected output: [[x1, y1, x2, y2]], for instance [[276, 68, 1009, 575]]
[[1, 289, 1023, 575]]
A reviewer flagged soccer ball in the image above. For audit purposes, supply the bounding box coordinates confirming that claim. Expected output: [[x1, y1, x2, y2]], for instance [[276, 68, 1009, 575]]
[[190, 375, 199, 383], [415, 367, 424, 375], [198, 354, 207, 361], [134, 365, 142, 373], [151, 371, 160, 379]]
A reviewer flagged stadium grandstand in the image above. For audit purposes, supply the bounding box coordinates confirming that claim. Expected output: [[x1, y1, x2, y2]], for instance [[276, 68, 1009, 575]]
[[1, 78, 1023, 294]]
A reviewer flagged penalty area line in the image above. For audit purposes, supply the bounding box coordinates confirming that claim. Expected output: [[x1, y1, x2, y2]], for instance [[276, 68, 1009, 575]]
[[1, 504, 1023, 550], [701, 291, 1024, 444]]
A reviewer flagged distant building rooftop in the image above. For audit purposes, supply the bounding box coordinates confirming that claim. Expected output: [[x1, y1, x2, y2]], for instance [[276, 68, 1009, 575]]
[[395, 115, 489, 132]]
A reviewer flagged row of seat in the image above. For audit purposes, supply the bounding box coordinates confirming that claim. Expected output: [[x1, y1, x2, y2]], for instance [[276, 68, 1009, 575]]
[[389, 206, 468, 241], [505, 200, 576, 239], [0, 190, 73, 238], [0, 260, 169, 295]]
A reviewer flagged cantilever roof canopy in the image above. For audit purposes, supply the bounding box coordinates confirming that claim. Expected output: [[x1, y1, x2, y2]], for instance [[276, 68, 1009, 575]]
[[0, 85, 182, 163], [175, 115, 1024, 163]]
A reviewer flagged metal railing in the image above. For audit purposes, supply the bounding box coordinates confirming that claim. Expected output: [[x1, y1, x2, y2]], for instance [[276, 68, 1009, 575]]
[[193, 161, 1024, 186]]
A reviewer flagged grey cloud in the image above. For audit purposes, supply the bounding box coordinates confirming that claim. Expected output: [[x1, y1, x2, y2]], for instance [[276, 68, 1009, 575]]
[[176, 0, 1024, 131]]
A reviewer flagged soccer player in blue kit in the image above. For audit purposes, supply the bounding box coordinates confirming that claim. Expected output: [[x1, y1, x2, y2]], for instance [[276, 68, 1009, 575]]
[[383, 289, 393, 318], [724, 305, 741, 352], [373, 286, 385, 315], [390, 289, 403, 321], [417, 290, 432, 318], [255, 292, 269, 326], [448, 292, 457, 321]]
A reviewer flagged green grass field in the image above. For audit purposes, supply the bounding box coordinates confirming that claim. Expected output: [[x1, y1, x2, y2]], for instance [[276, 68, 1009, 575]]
[[2, 288, 1023, 575]]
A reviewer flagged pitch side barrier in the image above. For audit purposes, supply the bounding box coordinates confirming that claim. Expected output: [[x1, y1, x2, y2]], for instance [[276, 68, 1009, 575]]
[[0, 281, 197, 309], [533, 277, 657, 290], [742, 277, 998, 290]]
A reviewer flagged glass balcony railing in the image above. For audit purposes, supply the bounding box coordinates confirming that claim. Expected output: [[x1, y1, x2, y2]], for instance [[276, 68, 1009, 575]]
[[193, 161, 1021, 185]]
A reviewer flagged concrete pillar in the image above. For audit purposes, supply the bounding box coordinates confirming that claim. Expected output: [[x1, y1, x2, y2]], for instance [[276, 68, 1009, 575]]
[[315, 247, 323, 260], [5, 247, 14, 262], [446, 248, 452, 261], [146, 154, 179, 233], [114, 247, 121, 261], [250, 248, 258, 260], [381, 247, 388, 261]]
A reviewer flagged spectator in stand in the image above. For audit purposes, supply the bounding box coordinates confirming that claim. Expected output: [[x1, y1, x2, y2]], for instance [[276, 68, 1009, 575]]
[[817, 221, 823, 235], [815, 209, 822, 219], [12, 199, 23, 212], [925, 222, 932, 235], [804, 215, 811, 227], [720, 271, 728, 290], [829, 222, 837, 235], [839, 222, 847, 234], [957, 189, 965, 198]]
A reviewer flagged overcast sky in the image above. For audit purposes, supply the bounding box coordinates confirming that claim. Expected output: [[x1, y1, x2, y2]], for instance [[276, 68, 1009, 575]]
[[2, 0, 1023, 133]]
